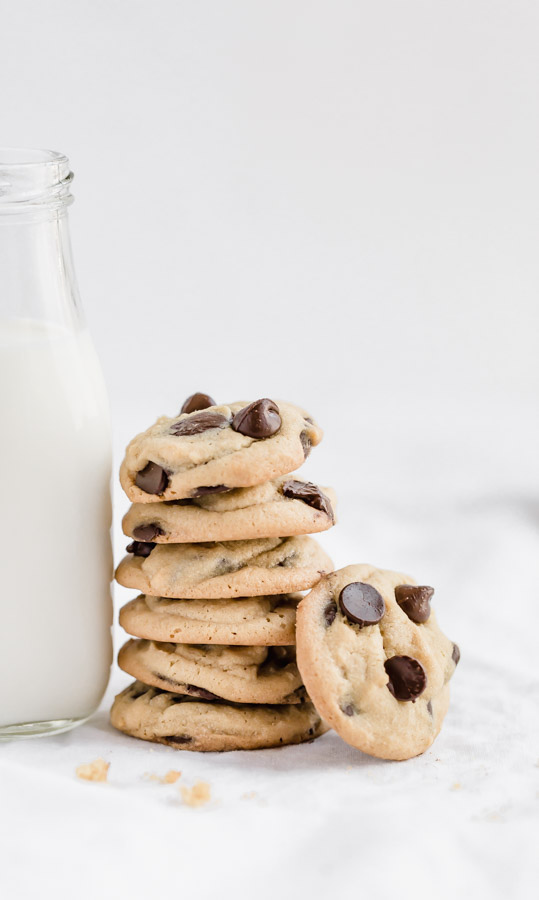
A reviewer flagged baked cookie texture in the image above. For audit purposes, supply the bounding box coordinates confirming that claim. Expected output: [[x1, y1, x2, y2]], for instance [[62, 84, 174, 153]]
[[111, 680, 328, 751], [118, 639, 305, 704], [122, 475, 336, 543], [296, 564, 459, 760], [119, 400, 322, 503], [115, 536, 333, 599], [119, 594, 299, 645]]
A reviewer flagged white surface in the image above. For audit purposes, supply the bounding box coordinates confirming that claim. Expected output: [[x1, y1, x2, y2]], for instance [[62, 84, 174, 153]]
[[1, 1, 538, 897]]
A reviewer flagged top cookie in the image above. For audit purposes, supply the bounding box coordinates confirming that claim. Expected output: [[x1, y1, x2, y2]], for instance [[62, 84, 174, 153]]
[[119, 397, 322, 502], [296, 564, 460, 761]]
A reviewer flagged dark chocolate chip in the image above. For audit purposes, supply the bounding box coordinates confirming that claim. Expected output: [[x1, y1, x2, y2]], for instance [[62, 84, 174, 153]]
[[308, 727, 314, 736], [282, 479, 334, 520], [341, 703, 355, 716], [426, 700, 433, 717], [190, 485, 229, 497], [126, 540, 155, 558], [132, 523, 164, 542], [170, 412, 229, 436], [270, 647, 294, 669], [452, 643, 461, 666], [135, 462, 169, 495], [324, 600, 338, 627], [231, 398, 281, 438], [339, 582, 385, 627], [300, 431, 312, 458], [385, 656, 427, 702], [185, 683, 222, 701], [180, 392, 216, 414], [129, 684, 148, 700], [164, 735, 192, 745], [395, 584, 434, 624]]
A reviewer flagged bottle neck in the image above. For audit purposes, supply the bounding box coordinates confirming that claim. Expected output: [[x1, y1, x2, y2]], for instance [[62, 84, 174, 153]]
[[0, 149, 83, 331]]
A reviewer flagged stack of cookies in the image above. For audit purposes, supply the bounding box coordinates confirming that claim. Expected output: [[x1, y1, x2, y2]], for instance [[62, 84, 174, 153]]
[[111, 394, 336, 751]]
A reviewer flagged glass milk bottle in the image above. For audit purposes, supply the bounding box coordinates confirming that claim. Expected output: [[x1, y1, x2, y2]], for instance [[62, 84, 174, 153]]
[[0, 149, 113, 738]]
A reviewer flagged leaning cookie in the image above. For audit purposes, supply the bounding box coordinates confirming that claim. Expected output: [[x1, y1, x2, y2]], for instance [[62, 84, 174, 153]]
[[119, 398, 322, 503], [120, 594, 299, 645], [296, 564, 460, 760], [115, 536, 333, 599], [110, 680, 329, 751], [122, 475, 336, 543], [118, 640, 305, 704]]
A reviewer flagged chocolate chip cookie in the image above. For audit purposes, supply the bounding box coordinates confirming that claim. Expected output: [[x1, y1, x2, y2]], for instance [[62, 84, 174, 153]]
[[296, 564, 460, 760], [120, 594, 299, 645], [115, 536, 333, 599], [122, 475, 336, 543], [120, 399, 322, 503], [110, 680, 328, 751], [118, 639, 305, 704]]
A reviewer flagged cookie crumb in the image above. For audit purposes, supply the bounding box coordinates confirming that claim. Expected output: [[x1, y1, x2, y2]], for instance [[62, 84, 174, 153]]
[[242, 791, 257, 799], [180, 781, 211, 807], [145, 770, 182, 784], [451, 782, 462, 791], [75, 758, 109, 782]]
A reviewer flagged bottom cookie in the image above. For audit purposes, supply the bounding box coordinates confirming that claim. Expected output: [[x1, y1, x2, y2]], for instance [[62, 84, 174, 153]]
[[110, 680, 329, 752]]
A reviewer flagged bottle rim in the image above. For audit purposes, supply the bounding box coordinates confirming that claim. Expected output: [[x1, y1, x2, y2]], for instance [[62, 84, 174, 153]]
[[0, 148, 73, 214]]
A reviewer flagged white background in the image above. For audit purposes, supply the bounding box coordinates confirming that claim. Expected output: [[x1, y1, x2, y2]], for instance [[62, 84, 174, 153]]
[[1, 2, 538, 898]]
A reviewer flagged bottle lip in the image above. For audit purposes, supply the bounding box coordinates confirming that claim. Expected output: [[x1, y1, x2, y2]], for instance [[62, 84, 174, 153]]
[[0, 148, 74, 214]]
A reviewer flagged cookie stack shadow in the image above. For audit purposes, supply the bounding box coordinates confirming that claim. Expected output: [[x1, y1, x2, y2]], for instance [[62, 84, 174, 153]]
[[111, 394, 336, 751]]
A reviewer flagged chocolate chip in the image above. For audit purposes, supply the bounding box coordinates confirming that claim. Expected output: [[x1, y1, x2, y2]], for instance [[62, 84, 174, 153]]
[[185, 684, 221, 700], [395, 584, 434, 624], [180, 392, 216, 414], [129, 684, 148, 700], [300, 431, 312, 458], [426, 700, 433, 717], [126, 540, 156, 557], [339, 582, 385, 627], [231, 399, 281, 438], [282, 479, 334, 520], [190, 485, 229, 497], [132, 524, 164, 542], [341, 703, 355, 716], [452, 643, 461, 666], [164, 735, 192, 744], [135, 462, 169, 494], [170, 412, 229, 436], [324, 601, 338, 627], [385, 656, 427, 702]]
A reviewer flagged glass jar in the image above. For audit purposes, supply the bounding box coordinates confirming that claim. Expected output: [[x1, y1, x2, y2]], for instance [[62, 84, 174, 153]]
[[0, 148, 113, 738]]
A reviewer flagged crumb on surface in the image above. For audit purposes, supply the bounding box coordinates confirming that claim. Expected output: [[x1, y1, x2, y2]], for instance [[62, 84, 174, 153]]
[[145, 770, 182, 784], [181, 781, 211, 807], [451, 782, 462, 790], [242, 791, 257, 799], [75, 758, 109, 783]]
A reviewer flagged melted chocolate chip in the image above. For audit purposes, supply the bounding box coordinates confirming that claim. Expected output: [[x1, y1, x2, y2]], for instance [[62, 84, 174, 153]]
[[180, 392, 216, 414], [339, 582, 385, 627], [170, 412, 229, 436], [135, 462, 169, 495], [126, 540, 156, 558], [426, 700, 433, 717], [282, 479, 334, 520], [231, 399, 281, 438], [300, 431, 312, 458], [185, 684, 221, 700], [341, 703, 355, 716], [324, 600, 338, 627], [164, 735, 192, 744], [190, 485, 229, 497], [395, 584, 434, 624], [452, 643, 461, 666], [385, 656, 427, 702], [132, 523, 164, 542]]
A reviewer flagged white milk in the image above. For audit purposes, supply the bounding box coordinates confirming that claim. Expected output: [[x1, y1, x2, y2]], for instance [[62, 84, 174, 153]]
[[0, 318, 113, 726]]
